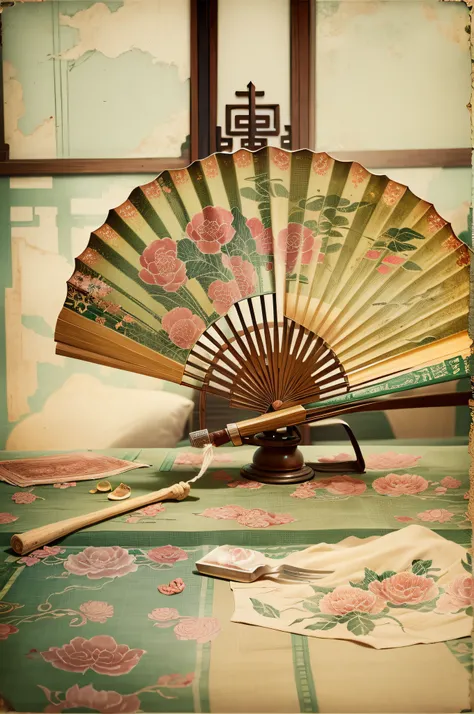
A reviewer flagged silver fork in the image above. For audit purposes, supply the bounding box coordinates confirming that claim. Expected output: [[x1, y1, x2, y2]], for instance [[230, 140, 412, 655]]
[[251, 563, 333, 583]]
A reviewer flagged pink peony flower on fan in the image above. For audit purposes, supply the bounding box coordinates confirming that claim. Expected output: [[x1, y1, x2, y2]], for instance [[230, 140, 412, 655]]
[[246, 217, 273, 255], [277, 224, 317, 272], [319, 586, 385, 616], [173, 617, 221, 643], [208, 279, 241, 315], [440, 476, 462, 489], [41, 635, 145, 675], [382, 255, 405, 266], [42, 684, 140, 713], [271, 149, 290, 170], [186, 206, 235, 254], [222, 255, 257, 297], [436, 575, 474, 613], [162, 307, 206, 349], [372, 473, 429, 497], [369, 572, 438, 605], [139, 238, 187, 292], [364, 250, 382, 260]]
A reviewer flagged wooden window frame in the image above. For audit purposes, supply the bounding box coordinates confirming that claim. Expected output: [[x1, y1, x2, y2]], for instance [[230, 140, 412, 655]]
[[0, 0, 469, 174], [0, 0, 216, 175], [290, 0, 471, 168]]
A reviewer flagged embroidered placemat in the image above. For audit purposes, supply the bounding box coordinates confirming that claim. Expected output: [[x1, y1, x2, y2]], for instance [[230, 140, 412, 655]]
[[231, 526, 472, 648]]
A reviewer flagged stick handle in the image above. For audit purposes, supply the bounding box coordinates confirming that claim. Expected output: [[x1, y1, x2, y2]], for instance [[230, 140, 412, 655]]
[[10, 481, 190, 555]]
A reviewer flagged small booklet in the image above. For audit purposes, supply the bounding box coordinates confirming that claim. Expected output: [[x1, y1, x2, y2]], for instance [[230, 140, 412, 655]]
[[0, 452, 150, 487]]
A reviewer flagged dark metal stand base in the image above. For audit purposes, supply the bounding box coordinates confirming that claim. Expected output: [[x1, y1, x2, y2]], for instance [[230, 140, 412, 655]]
[[241, 462, 314, 485], [239, 419, 365, 485]]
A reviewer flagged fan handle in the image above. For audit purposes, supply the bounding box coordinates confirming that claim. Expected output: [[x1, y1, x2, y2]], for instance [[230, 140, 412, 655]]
[[189, 405, 307, 447]]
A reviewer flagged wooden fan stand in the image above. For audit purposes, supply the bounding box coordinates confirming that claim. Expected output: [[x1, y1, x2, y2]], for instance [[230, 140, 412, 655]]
[[199, 392, 365, 485]]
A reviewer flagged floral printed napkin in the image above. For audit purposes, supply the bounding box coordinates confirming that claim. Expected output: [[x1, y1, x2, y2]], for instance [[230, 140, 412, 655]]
[[231, 526, 472, 649]]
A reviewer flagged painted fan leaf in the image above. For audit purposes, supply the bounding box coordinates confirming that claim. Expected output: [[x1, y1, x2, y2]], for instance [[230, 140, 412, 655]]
[[55, 148, 470, 413]]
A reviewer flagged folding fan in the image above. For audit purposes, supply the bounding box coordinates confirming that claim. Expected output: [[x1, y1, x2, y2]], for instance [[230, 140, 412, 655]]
[[55, 148, 471, 435]]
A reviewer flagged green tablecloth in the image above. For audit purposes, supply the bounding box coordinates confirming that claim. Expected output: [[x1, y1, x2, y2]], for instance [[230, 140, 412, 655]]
[[0, 444, 471, 712]]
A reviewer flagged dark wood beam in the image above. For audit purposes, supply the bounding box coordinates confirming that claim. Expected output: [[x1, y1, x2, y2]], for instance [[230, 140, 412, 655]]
[[0, 157, 189, 176], [0, 16, 10, 160], [330, 148, 471, 169], [290, 0, 313, 149], [191, 0, 218, 161]]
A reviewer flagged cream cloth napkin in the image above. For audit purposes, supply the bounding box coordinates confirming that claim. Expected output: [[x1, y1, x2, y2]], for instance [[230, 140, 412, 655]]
[[231, 526, 472, 649]]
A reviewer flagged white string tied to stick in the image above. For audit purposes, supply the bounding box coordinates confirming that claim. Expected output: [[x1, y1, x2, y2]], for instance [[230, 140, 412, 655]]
[[186, 443, 215, 484]]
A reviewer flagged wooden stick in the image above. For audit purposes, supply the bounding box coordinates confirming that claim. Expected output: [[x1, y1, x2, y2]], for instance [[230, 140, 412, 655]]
[[10, 481, 191, 556]]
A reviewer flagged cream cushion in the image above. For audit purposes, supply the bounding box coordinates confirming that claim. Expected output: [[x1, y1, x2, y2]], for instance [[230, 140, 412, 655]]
[[6, 374, 194, 450]]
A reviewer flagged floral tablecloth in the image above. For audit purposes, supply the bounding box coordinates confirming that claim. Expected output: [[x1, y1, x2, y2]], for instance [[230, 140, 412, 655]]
[[0, 443, 471, 712]]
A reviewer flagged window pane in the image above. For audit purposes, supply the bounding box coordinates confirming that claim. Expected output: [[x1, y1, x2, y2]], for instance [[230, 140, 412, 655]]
[[3, 0, 190, 159], [315, 0, 470, 151], [218, 0, 291, 149]]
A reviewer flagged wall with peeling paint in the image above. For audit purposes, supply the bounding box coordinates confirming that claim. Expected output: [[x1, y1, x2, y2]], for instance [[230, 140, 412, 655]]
[[0, 0, 193, 449], [2, 0, 190, 158]]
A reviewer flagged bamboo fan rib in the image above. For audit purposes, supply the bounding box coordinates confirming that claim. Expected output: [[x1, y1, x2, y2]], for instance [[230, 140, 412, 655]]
[[55, 148, 471, 415]]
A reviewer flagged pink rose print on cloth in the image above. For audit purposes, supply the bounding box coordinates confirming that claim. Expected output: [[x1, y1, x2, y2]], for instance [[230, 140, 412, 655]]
[[40, 684, 140, 714], [434, 487, 447, 495], [11, 491, 37, 504], [139, 503, 165, 517], [186, 206, 235, 254], [372, 473, 429, 497], [440, 477, 462, 489], [246, 217, 273, 255], [64, 546, 137, 580], [364, 452, 421, 470], [138, 238, 187, 292], [222, 254, 257, 297], [54, 482, 76, 489], [317, 453, 352, 463], [174, 617, 221, 644], [0, 513, 18, 524], [319, 586, 385, 616], [199, 505, 294, 528], [227, 479, 263, 489], [162, 307, 205, 349], [208, 279, 241, 315], [436, 575, 474, 613], [369, 572, 438, 605], [147, 545, 188, 565], [291, 475, 366, 498], [158, 578, 186, 596], [175, 452, 233, 466], [19, 545, 65, 566], [394, 516, 414, 523], [157, 673, 194, 688], [277, 224, 316, 273], [79, 601, 114, 623], [41, 635, 145, 675], [148, 608, 180, 625], [417, 509, 454, 523], [0, 624, 18, 640]]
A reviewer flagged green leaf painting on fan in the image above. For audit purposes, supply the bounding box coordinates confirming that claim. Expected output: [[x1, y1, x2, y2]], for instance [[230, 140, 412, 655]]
[[56, 147, 470, 415]]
